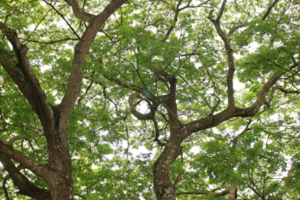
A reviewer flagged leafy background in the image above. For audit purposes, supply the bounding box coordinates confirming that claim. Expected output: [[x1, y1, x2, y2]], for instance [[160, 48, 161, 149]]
[[1, 0, 300, 199]]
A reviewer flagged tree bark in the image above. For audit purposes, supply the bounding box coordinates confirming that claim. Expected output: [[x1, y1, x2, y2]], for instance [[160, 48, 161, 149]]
[[0, 0, 128, 199], [152, 76, 182, 200], [227, 186, 237, 200], [277, 166, 294, 200]]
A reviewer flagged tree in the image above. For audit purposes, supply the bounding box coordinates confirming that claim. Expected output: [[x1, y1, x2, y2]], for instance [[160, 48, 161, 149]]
[[0, 0, 128, 199], [0, 0, 300, 199]]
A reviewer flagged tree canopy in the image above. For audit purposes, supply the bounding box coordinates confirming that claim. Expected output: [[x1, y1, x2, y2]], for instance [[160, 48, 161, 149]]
[[0, 0, 300, 199]]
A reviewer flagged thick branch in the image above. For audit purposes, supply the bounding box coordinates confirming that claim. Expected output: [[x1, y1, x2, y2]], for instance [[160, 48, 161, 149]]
[[5, 134, 44, 146], [216, 0, 227, 22], [228, 22, 250, 35], [59, 0, 128, 128], [0, 153, 50, 200], [128, 92, 154, 120], [0, 140, 50, 179], [262, 0, 280, 20], [64, 0, 95, 22], [0, 23, 50, 116], [234, 72, 282, 116], [208, 12, 235, 107], [185, 69, 283, 138]]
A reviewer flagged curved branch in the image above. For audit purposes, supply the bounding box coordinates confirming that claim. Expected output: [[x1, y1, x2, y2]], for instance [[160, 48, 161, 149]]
[[262, 0, 280, 20], [0, 22, 55, 133], [64, 0, 96, 22], [0, 140, 51, 179], [129, 92, 154, 120], [153, 117, 166, 146], [178, 0, 212, 11], [6, 133, 44, 146], [228, 22, 250, 35], [208, 11, 234, 107], [0, 153, 51, 200], [216, 0, 227, 22]]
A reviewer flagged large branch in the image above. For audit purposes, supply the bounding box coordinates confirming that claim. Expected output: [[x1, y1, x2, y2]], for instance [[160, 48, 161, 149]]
[[228, 22, 250, 35], [216, 0, 227, 22], [0, 22, 55, 136], [87, 56, 183, 126], [208, 10, 235, 107], [0, 153, 51, 200], [59, 0, 128, 128], [0, 140, 51, 182], [128, 92, 155, 120], [5, 133, 44, 146], [262, 0, 280, 20], [0, 0, 127, 191], [235, 71, 288, 117], [128, 90, 183, 130], [206, 0, 282, 112], [184, 70, 283, 138], [64, 0, 96, 22], [167, 74, 182, 132]]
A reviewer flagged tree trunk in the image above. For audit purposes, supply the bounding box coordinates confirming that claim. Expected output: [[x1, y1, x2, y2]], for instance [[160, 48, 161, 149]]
[[153, 76, 182, 200], [153, 139, 181, 200], [227, 186, 237, 200], [0, 0, 128, 199]]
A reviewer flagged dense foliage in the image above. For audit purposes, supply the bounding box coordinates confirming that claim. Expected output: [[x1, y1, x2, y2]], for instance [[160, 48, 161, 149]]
[[0, 0, 300, 199]]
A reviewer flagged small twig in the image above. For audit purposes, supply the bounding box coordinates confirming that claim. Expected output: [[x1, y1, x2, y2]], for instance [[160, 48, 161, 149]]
[[210, 99, 221, 115]]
